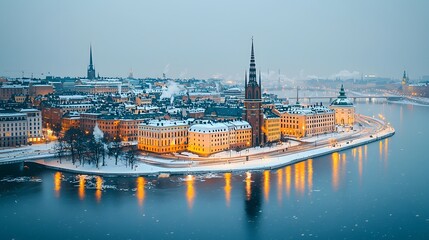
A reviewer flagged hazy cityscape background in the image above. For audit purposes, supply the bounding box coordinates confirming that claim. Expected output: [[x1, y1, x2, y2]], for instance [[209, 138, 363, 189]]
[[1, 0, 428, 82]]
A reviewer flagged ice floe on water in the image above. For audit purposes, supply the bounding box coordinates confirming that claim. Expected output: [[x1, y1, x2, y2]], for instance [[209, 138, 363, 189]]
[[0, 176, 42, 183]]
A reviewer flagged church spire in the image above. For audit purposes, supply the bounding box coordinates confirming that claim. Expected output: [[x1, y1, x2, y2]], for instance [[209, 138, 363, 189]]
[[90, 44, 93, 67], [248, 37, 257, 83], [87, 44, 96, 80], [245, 70, 247, 88]]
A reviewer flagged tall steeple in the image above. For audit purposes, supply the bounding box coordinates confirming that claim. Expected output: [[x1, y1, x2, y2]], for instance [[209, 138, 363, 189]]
[[87, 44, 96, 80], [90, 44, 93, 67], [244, 70, 248, 88], [243, 38, 264, 147], [248, 37, 257, 84]]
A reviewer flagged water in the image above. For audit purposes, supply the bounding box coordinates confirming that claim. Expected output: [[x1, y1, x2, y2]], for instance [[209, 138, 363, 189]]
[[1, 102, 428, 239]]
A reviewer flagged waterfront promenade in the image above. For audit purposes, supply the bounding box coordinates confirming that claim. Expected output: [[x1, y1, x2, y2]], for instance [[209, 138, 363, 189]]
[[0, 114, 394, 175]]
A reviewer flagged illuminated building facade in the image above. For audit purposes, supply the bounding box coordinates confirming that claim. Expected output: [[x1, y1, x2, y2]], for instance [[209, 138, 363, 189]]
[[138, 120, 189, 153], [20, 109, 43, 143], [187, 121, 251, 156], [0, 113, 28, 147], [330, 85, 355, 126], [263, 111, 281, 143], [274, 105, 335, 138]]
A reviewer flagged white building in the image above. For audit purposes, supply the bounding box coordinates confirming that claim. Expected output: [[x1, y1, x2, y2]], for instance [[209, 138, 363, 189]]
[[0, 113, 28, 147], [20, 109, 43, 143]]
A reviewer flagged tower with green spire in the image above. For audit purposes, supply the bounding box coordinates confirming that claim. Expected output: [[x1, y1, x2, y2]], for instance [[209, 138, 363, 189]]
[[330, 84, 355, 126], [401, 70, 408, 85]]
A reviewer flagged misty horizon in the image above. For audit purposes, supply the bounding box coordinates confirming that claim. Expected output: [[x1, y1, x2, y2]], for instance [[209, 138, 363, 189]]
[[1, 0, 428, 82]]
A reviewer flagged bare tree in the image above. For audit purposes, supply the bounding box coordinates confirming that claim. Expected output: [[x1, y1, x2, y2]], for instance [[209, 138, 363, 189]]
[[51, 123, 62, 138], [124, 145, 137, 169], [109, 135, 122, 165], [63, 127, 85, 165], [54, 137, 66, 164]]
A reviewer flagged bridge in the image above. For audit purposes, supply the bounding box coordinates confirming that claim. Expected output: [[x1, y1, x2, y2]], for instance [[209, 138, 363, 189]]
[[283, 95, 402, 103]]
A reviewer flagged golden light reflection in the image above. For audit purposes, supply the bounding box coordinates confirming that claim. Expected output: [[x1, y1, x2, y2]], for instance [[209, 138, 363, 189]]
[[285, 166, 291, 197], [379, 140, 383, 160], [364, 145, 368, 160], [54, 172, 61, 197], [78, 175, 86, 200], [307, 160, 313, 192], [263, 170, 270, 202], [224, 173, 231, 207], [332, 152, 339, 191], [95, 176, 103, 203], [136, 177, 145, 207], [352, 148, 357, 159], [358, 147, 363, 179], [186, 175, 195, 209], [294, 162, 306, 195], [277, 169, 283, 202], [245, 172, 252, 201], [384, 138, 389, 162]]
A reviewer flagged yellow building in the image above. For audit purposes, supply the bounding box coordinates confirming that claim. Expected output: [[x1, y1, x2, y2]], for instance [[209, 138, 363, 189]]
[[226, 121, 252, 149], [119, 119, 145, 142], [263, 110, 281, 143], [188, 121, 251, 156], [330, 85, 355, 126], [138, 120, 189, 154], [274, 105, 335, 138]]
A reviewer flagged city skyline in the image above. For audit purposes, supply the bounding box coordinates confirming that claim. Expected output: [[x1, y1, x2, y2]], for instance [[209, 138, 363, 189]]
[[1, 0, 429, 81]]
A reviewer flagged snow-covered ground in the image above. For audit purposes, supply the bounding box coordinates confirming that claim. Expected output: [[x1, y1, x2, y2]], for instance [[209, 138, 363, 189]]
[[0, 142, 56, 163], [1, 114, 395, 176], [31, 124, 395, 176], [176, 141, 299, 159]]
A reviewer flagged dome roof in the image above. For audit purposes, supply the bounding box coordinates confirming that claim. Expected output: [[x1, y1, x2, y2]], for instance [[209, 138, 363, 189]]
[[330, 84, 353, 106], [330, 98, 353, 106]]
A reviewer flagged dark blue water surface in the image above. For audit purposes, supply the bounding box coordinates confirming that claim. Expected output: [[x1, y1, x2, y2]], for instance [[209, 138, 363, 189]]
[[1, 102, 428, 240]]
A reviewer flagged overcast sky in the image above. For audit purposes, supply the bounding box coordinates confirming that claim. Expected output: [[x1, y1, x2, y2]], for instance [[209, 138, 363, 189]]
[[1, 0, 428, 81]]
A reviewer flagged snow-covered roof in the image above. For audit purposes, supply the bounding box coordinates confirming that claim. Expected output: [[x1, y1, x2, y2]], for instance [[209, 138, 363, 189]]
[[0, 85, 26, 88], [330, 98, 354, 106], [227, 120, 251, 129], [188, 108, 205, 113], [224, 87, 242, 92], [143, 120, 189, 128], [19, 108, 39, 113], [58, 95, 87, 100], [0, 113, 26, 117], [276, 105, 334, 115], [189, 122, 229, 133]]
